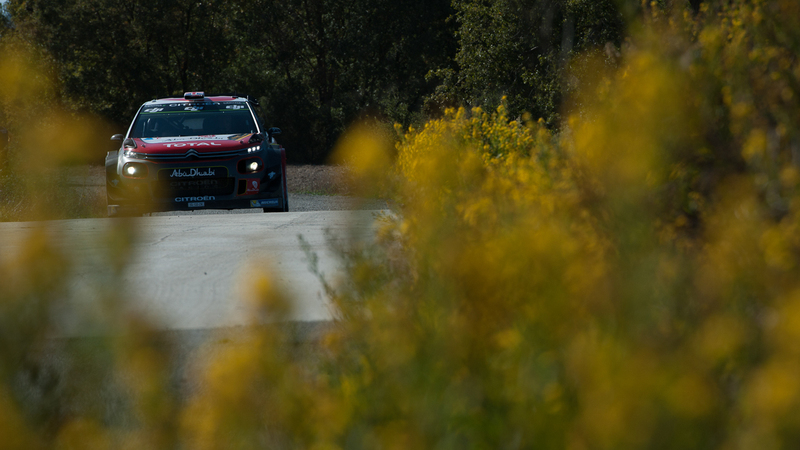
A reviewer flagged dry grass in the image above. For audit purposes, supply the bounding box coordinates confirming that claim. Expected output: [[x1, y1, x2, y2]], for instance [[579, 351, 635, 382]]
[[286, 164, 353, 196]]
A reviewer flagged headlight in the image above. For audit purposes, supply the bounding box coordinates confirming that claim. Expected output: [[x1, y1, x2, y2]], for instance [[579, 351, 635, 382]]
[[238, 157, 262, 174], [122, 162, 148, 178], [123, 149, 144, 159], [123, 138, 143, 159], [247, 145, 261, 154]]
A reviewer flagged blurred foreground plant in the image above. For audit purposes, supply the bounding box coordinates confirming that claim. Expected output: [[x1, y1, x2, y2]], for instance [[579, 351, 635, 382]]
[[0, 38, 109, 221], [0, 39, 180, 449], [3, 1, 800, 450], [242, 2, 800, 448]]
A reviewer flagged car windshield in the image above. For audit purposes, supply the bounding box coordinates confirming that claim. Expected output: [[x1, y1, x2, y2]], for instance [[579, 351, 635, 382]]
[[129, 102, 258, 138]]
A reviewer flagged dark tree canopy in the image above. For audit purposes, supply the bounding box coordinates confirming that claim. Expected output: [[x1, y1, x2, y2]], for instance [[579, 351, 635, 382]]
[[429, 0, 624, 126], [0, 3, 11, 36], [4, 0, 457, 162], [2, 0, 630, 161]]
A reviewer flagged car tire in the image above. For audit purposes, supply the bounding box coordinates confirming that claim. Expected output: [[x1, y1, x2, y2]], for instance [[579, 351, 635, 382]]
[[105, 151, 141, 217], [264, 152, 289, 213], [281, 148, 289, 212], [105, 151, 120, 216], [282, 184, 289, 212]]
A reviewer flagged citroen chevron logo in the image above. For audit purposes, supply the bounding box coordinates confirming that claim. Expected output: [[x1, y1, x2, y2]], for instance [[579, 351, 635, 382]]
[[185, 149, 200, 158]]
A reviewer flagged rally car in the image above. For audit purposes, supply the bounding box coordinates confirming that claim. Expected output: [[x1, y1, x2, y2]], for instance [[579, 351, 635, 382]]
[[105, 92, 288, 216]]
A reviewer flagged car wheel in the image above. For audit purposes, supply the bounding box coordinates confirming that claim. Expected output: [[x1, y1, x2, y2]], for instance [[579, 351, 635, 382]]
[[105, 150, 142, 217], [263, 156, 289, 213], [281, 150, 289, 212], [105, 151, 120, 216], [105, 150, 117, 190]]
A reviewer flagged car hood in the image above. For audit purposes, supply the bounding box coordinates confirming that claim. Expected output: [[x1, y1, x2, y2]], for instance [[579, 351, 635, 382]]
[[134, 134, 255, 154]]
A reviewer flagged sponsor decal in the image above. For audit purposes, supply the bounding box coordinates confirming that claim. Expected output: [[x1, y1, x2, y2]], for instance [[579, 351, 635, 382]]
[[188, 202, 205, 207], [268, 171, 276, 180], [143, 107, 164, 113], [159, 167, 226, 181], [176, 196, 216, 202], [245, 179, 260, 194], [170, 179, 220, 188], [164, 142, 222, 148], [141, 136, 230, 143], [170, 168, 217, 178], [250, 199, 280, 207], [167, 102, 234, 107]]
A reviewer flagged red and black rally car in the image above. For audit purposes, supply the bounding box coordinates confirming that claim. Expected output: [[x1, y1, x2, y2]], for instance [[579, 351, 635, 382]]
[[105, 92, 288, 216]]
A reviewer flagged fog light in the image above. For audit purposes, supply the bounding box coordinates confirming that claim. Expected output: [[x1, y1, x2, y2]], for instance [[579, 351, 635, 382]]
[[249, 161, 260, 172]]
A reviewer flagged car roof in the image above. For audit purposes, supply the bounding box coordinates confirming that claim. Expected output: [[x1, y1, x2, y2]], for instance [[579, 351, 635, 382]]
[[143, 95, 248, 105]]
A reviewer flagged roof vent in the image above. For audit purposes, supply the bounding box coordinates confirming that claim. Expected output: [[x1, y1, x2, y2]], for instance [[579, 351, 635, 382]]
[[184, 91, 205, 100]]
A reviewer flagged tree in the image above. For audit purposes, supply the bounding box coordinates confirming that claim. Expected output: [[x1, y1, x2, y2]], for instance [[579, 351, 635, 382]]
[[0, 3, 11, 37], [430, 0, 623, 126], [6, 0, 242, 123], [5, 0, 456, 163]]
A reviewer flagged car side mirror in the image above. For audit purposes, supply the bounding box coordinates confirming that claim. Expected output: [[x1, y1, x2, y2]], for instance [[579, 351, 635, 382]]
[[111, 134, 124, 141], [268, 127, 281, 137]]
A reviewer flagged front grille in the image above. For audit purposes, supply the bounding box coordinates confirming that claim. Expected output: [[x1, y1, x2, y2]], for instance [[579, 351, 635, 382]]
[[153, 177, 235, 197], [141, 148, 243, 161]]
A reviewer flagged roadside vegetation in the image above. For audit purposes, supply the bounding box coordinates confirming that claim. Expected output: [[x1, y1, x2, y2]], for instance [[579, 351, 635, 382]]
[[2, 1, 800, 449], [0, 38, 111, 221], [0, 0, 623, 163]]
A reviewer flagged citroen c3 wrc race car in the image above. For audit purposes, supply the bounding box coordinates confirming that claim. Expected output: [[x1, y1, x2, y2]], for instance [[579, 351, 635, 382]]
[[105, 92, 288, 216]]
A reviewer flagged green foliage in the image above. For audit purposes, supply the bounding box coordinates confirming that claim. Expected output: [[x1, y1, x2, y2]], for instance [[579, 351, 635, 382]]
[[1, 0, 626, 161], [430, 0, 624, 127], [0, 3, 10, 37], [4, 0, 456, 163], [232, 0, 456, 162], [7, 0, 242, 121]]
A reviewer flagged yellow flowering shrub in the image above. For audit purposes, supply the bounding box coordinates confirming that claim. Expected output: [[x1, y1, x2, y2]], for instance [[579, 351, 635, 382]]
[[3, 1, 800, 449], [290, 2, 800, 448]]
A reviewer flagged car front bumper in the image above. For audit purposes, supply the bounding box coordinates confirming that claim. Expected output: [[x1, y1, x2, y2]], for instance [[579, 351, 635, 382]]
[[107, 152, 286, 214]]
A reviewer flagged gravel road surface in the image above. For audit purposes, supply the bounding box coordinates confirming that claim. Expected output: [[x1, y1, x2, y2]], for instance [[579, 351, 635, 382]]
[[0, 209, 382, 332], [6, 165, 388, 428]]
